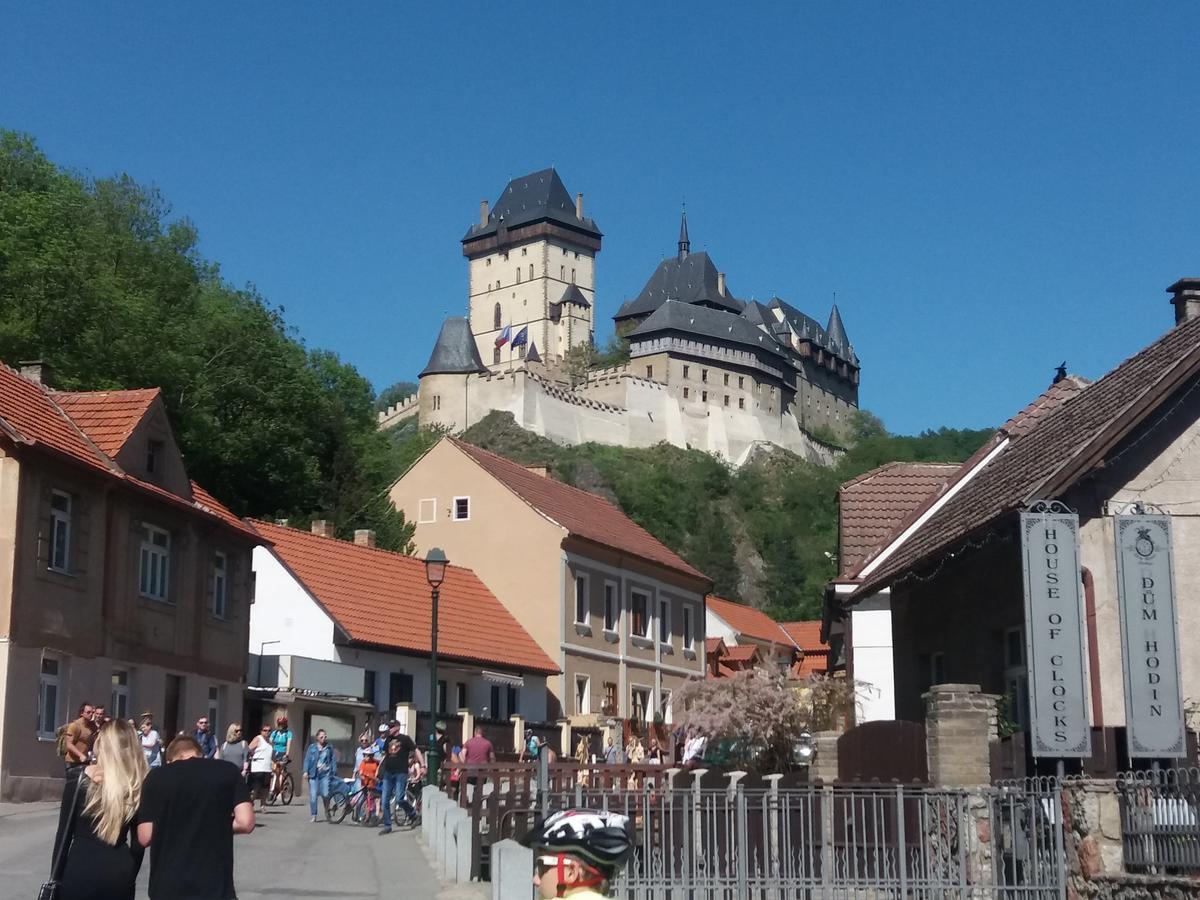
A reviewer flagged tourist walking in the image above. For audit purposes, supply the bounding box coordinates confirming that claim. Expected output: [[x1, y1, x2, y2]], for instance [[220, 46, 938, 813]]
[[138, 713, 162, 769], [48, 719, 149, 900], [60, 702, 98, 766], [302, 729, 336, 823], [136, 735, 254, 900], [522, 809, 635, 900], [377, 735, 418, 835], [192, 716, 218, 759], [602, 737, 619, 765], [220, 724, 248, 777], [246, 725, 274, 813]]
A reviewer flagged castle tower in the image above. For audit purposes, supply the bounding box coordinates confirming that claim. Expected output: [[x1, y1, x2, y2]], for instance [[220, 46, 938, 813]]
[[461, 169, 602, 371]]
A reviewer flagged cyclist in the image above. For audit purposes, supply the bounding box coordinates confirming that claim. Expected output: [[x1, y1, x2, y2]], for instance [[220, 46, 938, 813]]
[[521, 809, 634, 899], [268, 715, 294, 797]]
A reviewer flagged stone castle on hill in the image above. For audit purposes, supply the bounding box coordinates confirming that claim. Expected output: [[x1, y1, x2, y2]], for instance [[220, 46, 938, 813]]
[[378, 168, 860, 465]]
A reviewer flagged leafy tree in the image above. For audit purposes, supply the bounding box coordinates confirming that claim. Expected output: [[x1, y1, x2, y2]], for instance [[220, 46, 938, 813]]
[[376, 380, 418, 411]]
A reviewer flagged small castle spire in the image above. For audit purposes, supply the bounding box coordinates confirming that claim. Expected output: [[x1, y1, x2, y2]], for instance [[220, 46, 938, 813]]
[[678, 208, 690, 260], [826, 303, 850, 352]]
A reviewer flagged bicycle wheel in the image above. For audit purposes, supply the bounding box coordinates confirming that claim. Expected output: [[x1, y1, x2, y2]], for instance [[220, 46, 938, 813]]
[[354, 790, 381, 827], [327, 788, 350, 824], [280, 773, 295, 806]]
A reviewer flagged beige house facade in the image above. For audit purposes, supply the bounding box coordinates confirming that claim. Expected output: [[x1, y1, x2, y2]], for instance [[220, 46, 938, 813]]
[[389, 437, 710, 723], [0, 365, 257, 800]]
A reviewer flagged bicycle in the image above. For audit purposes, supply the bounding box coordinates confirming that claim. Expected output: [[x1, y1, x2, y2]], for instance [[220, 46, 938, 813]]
[[327, 779, 382, 826], [389, 778, 423, 828], [268, 758, 294, 806]]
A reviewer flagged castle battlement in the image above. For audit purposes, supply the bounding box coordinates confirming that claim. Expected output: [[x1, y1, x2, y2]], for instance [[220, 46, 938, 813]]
[[377, 394, 420, 428]]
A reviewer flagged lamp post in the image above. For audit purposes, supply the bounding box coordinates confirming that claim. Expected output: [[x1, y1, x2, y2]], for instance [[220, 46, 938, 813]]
[[424, 548, 448, 785]]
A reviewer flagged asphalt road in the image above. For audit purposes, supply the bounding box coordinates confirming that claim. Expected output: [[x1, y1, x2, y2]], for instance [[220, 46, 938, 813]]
[[0, 796, 485, 899]]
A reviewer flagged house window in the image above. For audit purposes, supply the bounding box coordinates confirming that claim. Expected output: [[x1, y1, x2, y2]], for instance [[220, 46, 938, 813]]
[[418, 499, 436, 524], [207, 686, 220, 735], [49, 490, 71, 572], [603, 582, 618, 632], [560, 266, 565, 279], [701, 391, 708, 403], [489, 685, 501, 718], [631, 686, 650, 722], [437, 680, 447, 714], [723, 373, 730, 386], [507, 686, 519, 717], [602, 681, 618, 717], [363, 670, 377, 706], [521, 247, 527, 256], [528, 264, 534, 279], [516, 268, 522, 283], [210, 552, 228, 619], [486, 257, 491, 266], [38, 657, 60, 739], [658, 597, 670, 644], [739, 398, 745, 410], [571, 268, 576, 283], [432, 395, 441, 411], [738, 376, 744, 389], [683, 365, 689, 379], [107, 672, 128, 724], [493, 346, 501, 364], [519, 343, 526, 359], [575, 675, 590, 715], [494, 303, 502, 329], [659, 689, 672, 724], [574, 574, 589, 625], [631, 591, 649, 638], [723, 395, 730, 407], [146, 439, 164, 475], [388, 671, 413, 707], [456, 682, 467, 711], [683, 388, 689, 399], [701, 369, 708, 383], [682, 605, 694, 651], [139, 524, 170, 601], [453, 497, 470, 521], [646, 365, 653, 379]]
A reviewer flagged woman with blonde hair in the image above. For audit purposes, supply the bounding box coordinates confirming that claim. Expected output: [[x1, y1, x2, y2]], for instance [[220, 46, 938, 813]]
[[50, 719, 148, 899]]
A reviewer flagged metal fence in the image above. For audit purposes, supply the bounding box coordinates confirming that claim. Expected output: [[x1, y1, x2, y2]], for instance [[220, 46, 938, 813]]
[[496, 771, 1066, 899], [1117, 767, 1200, 875]]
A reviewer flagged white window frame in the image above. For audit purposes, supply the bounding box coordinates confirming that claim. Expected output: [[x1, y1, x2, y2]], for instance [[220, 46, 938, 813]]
[[575, 675, 590, 716], [658, 597, 671, 645], [49, 490, 72, 573], [1003, 627, 1028, 728], [631, 590, 650, 639], [682, 604, 695, 651], [630, 685, 652, 723], [452, 496, 471, 522], [139, 524, 171, 602], [211, 552, 228, 619], [603, 581, 619, 634], [38, 656, 61, 740], [659, 688, 673, 725], [111, 669, 130, 721], [418, 499, 436, 524], [574, 573, 589, 626]]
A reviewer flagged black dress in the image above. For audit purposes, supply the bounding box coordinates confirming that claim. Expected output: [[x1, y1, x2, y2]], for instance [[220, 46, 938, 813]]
[[51, 767, 144, 900]]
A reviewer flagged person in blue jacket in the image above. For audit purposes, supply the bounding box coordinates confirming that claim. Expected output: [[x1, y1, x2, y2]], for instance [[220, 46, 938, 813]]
[[302, 729, 337, 822]]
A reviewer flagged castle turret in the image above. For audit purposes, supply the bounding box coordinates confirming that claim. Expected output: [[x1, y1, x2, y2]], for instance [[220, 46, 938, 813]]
[[418, 316, 489, 432]]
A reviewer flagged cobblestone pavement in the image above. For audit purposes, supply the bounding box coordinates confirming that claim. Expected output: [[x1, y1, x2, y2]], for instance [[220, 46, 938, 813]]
[[0, 797, 486, 899]]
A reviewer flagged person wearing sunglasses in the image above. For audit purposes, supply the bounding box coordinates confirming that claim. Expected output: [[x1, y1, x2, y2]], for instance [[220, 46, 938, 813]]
[[521, 809, 634, 898]]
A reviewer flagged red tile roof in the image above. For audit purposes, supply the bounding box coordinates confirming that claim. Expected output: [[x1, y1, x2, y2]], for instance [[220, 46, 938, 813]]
[[704, 637, 724, 655], [706, 595, 796, 647], [781, 621, 831, 677], [838, 462, 959, 575], [448, 438, 707, 581], [253, 519, 558, 675], [856, 315, 1200, 598], [52, 388, 160, 457], [0, 363, 253, 540], [723, 644, 760, 662]]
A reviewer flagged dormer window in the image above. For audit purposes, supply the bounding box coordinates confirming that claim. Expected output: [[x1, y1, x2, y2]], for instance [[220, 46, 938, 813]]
[[146, 440, 164, 475]]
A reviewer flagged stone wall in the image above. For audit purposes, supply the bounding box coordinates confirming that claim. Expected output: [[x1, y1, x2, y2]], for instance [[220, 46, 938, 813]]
[[923, 683, 999, 787]]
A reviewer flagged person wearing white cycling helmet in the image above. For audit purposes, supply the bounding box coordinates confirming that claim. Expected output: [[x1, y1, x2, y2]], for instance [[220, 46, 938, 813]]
[[520, 809, 634, 899]]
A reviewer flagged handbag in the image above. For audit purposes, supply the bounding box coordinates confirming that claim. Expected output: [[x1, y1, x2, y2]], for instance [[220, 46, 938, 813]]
[[39, 770, 84, 900]]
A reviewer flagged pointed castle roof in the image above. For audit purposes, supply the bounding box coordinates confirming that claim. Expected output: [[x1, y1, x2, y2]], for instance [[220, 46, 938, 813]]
[[824, 304, 855, 362], [462, 168, 601, 244], [420, 317, 489, 377], [678, 210, 690, 257]]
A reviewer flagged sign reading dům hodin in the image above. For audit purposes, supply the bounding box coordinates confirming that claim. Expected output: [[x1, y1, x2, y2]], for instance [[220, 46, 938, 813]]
[[1020, 506, 1091, 758], [1115, 515, 1185, 758]]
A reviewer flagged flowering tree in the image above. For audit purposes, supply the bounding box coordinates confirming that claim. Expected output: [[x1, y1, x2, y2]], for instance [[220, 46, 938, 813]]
[[674, 668, 862, 772]]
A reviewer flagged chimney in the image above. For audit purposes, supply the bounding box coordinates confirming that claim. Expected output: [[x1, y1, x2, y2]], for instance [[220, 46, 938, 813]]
[[310, 519, 334, 538], [18, 360, 53, 387], [479, 199, 489, 227], [525, 465, 549, 478], [353, 529, 377, 548], [1168, 278, 1200, 326], [717, 273, 726, 297], [575, 192, 584, 219]]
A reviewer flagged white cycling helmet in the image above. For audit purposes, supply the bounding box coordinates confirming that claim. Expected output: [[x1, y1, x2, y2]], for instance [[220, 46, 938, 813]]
[[521, 809, 634, 877]]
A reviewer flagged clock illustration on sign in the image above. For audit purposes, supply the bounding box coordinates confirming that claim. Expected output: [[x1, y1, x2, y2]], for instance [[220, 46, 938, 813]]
[[1134, 527, 1155, 559]]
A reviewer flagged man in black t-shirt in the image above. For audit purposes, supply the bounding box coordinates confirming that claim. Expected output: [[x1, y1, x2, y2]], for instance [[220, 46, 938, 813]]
[[137, 735, 255, 899], [378, 734, 419, 834]]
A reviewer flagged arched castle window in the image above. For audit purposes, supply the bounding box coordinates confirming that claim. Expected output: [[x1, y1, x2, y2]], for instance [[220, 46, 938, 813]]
[[493, 303, 502, 329], [529, 264, 534, 279], [493, 346, 501, 364], [516, 269, 521, 283]]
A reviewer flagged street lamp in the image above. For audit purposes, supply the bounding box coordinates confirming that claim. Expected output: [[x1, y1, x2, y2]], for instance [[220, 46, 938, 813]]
[[792, 730, 816, 769], [424, 548, 448, 784]]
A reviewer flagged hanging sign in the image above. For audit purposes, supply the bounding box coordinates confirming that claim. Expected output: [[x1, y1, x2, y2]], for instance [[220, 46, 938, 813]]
[[1020, 504, 1091, 758], [1114, 514, 1186, 758]]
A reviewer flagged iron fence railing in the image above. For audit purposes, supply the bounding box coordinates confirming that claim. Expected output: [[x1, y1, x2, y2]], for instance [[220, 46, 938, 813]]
[[1118, 767, 1200, 875]]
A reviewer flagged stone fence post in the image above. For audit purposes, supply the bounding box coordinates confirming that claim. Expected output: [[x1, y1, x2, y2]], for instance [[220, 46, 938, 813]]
[[510, 714, 524, 754], [923, 683, 998, 787], [810, 730, 840, 783]]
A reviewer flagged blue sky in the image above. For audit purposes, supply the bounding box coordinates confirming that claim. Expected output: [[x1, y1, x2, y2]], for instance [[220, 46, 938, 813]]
[[3, 3, 1198, 435]]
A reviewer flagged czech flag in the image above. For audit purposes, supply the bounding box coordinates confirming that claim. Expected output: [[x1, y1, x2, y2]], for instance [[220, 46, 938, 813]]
[[511, 325, 529, 348], [495, 324, 511, 348]]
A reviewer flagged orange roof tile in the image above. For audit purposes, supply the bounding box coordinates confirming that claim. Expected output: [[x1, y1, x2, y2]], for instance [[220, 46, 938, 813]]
[[448, 438, 707, 581], [52, 388, 160, 457], [252, 519, 558, 675], [723, 644, 760, 662], [781, 620, 831, 677], [704, 637, 724, 655], [706, 595, 796, 647]]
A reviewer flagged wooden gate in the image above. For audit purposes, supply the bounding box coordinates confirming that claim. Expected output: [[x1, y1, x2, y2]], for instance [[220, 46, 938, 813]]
[[837, 720, 928, 783]]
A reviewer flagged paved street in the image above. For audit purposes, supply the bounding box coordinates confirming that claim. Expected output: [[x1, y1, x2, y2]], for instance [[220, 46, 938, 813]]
[[0, 797, 485, 900]]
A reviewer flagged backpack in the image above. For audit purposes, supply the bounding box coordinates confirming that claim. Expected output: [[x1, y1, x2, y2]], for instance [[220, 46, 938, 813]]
[[55, 723, 70, 760]]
